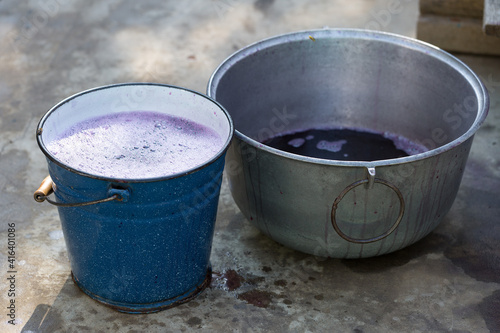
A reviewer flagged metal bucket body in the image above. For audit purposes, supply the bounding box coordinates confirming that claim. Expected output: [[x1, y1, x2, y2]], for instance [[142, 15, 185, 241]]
[[49, 156, 223, 312], [208, 29, 489, 258], [37, 83, 233, 312], [226, 137, 473, 258]]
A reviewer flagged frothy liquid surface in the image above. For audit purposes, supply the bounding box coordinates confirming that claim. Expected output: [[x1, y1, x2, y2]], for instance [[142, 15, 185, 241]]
[[46, 111, 224, 179], [262, 128, 428, 161]]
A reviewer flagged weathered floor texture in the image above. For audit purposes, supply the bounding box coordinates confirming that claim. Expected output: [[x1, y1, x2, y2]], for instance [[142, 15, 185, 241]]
[[0, 1, 499, 332]]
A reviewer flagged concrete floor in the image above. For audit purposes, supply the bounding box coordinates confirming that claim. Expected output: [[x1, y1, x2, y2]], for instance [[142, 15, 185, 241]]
[[0, 0, 499, 332]]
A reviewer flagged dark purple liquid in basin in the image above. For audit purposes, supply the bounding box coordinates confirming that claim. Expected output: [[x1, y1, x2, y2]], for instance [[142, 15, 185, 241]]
[[261, 128, 427, 161]]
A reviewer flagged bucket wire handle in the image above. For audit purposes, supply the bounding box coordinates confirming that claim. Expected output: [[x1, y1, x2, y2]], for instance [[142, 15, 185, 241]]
[[34, 175, 122, 207], [331, 167, 405, 244]]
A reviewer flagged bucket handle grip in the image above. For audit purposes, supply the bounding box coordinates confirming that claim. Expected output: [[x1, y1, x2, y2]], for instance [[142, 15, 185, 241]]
[[34, 175, 122, 207], [331, 167, 405, 244]]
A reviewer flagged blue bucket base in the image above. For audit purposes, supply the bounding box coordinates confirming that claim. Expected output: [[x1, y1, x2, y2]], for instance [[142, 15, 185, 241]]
[[71, 268, 212, 314]]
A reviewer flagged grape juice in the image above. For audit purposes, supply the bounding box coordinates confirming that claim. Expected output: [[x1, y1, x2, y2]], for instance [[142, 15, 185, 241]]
[[46, 111, 224, 179], [261, 128, 427, 161]]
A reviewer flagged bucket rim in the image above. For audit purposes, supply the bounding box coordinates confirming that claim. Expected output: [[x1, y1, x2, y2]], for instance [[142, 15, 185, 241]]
[[37, 82, 234, 183], [206, 28, 489, 168]]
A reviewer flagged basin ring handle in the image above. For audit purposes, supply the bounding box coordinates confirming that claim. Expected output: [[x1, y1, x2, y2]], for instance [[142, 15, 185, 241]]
[[34, 175, 124, 207], [331, 175, 405, 244]]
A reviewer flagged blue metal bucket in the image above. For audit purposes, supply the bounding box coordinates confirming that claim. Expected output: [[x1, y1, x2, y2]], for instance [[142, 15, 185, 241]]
[[34, 83, 234, 313]]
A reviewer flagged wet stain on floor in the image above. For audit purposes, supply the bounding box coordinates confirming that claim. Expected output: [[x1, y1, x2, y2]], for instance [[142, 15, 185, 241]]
[[186, 316, 203, 328], [237, 290, 273, 308], [477, 290, 500, 332], [444, 232, 500, 283], [222, 269, 246, 291], [443, 186, 500, 283], [211, 268, 276, 309], [273, 279, 287, 287]]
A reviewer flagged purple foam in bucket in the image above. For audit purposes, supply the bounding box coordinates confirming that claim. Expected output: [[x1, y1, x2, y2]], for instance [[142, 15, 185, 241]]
[[35, 83, 234, 313], [46, 111, 225, 179]]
